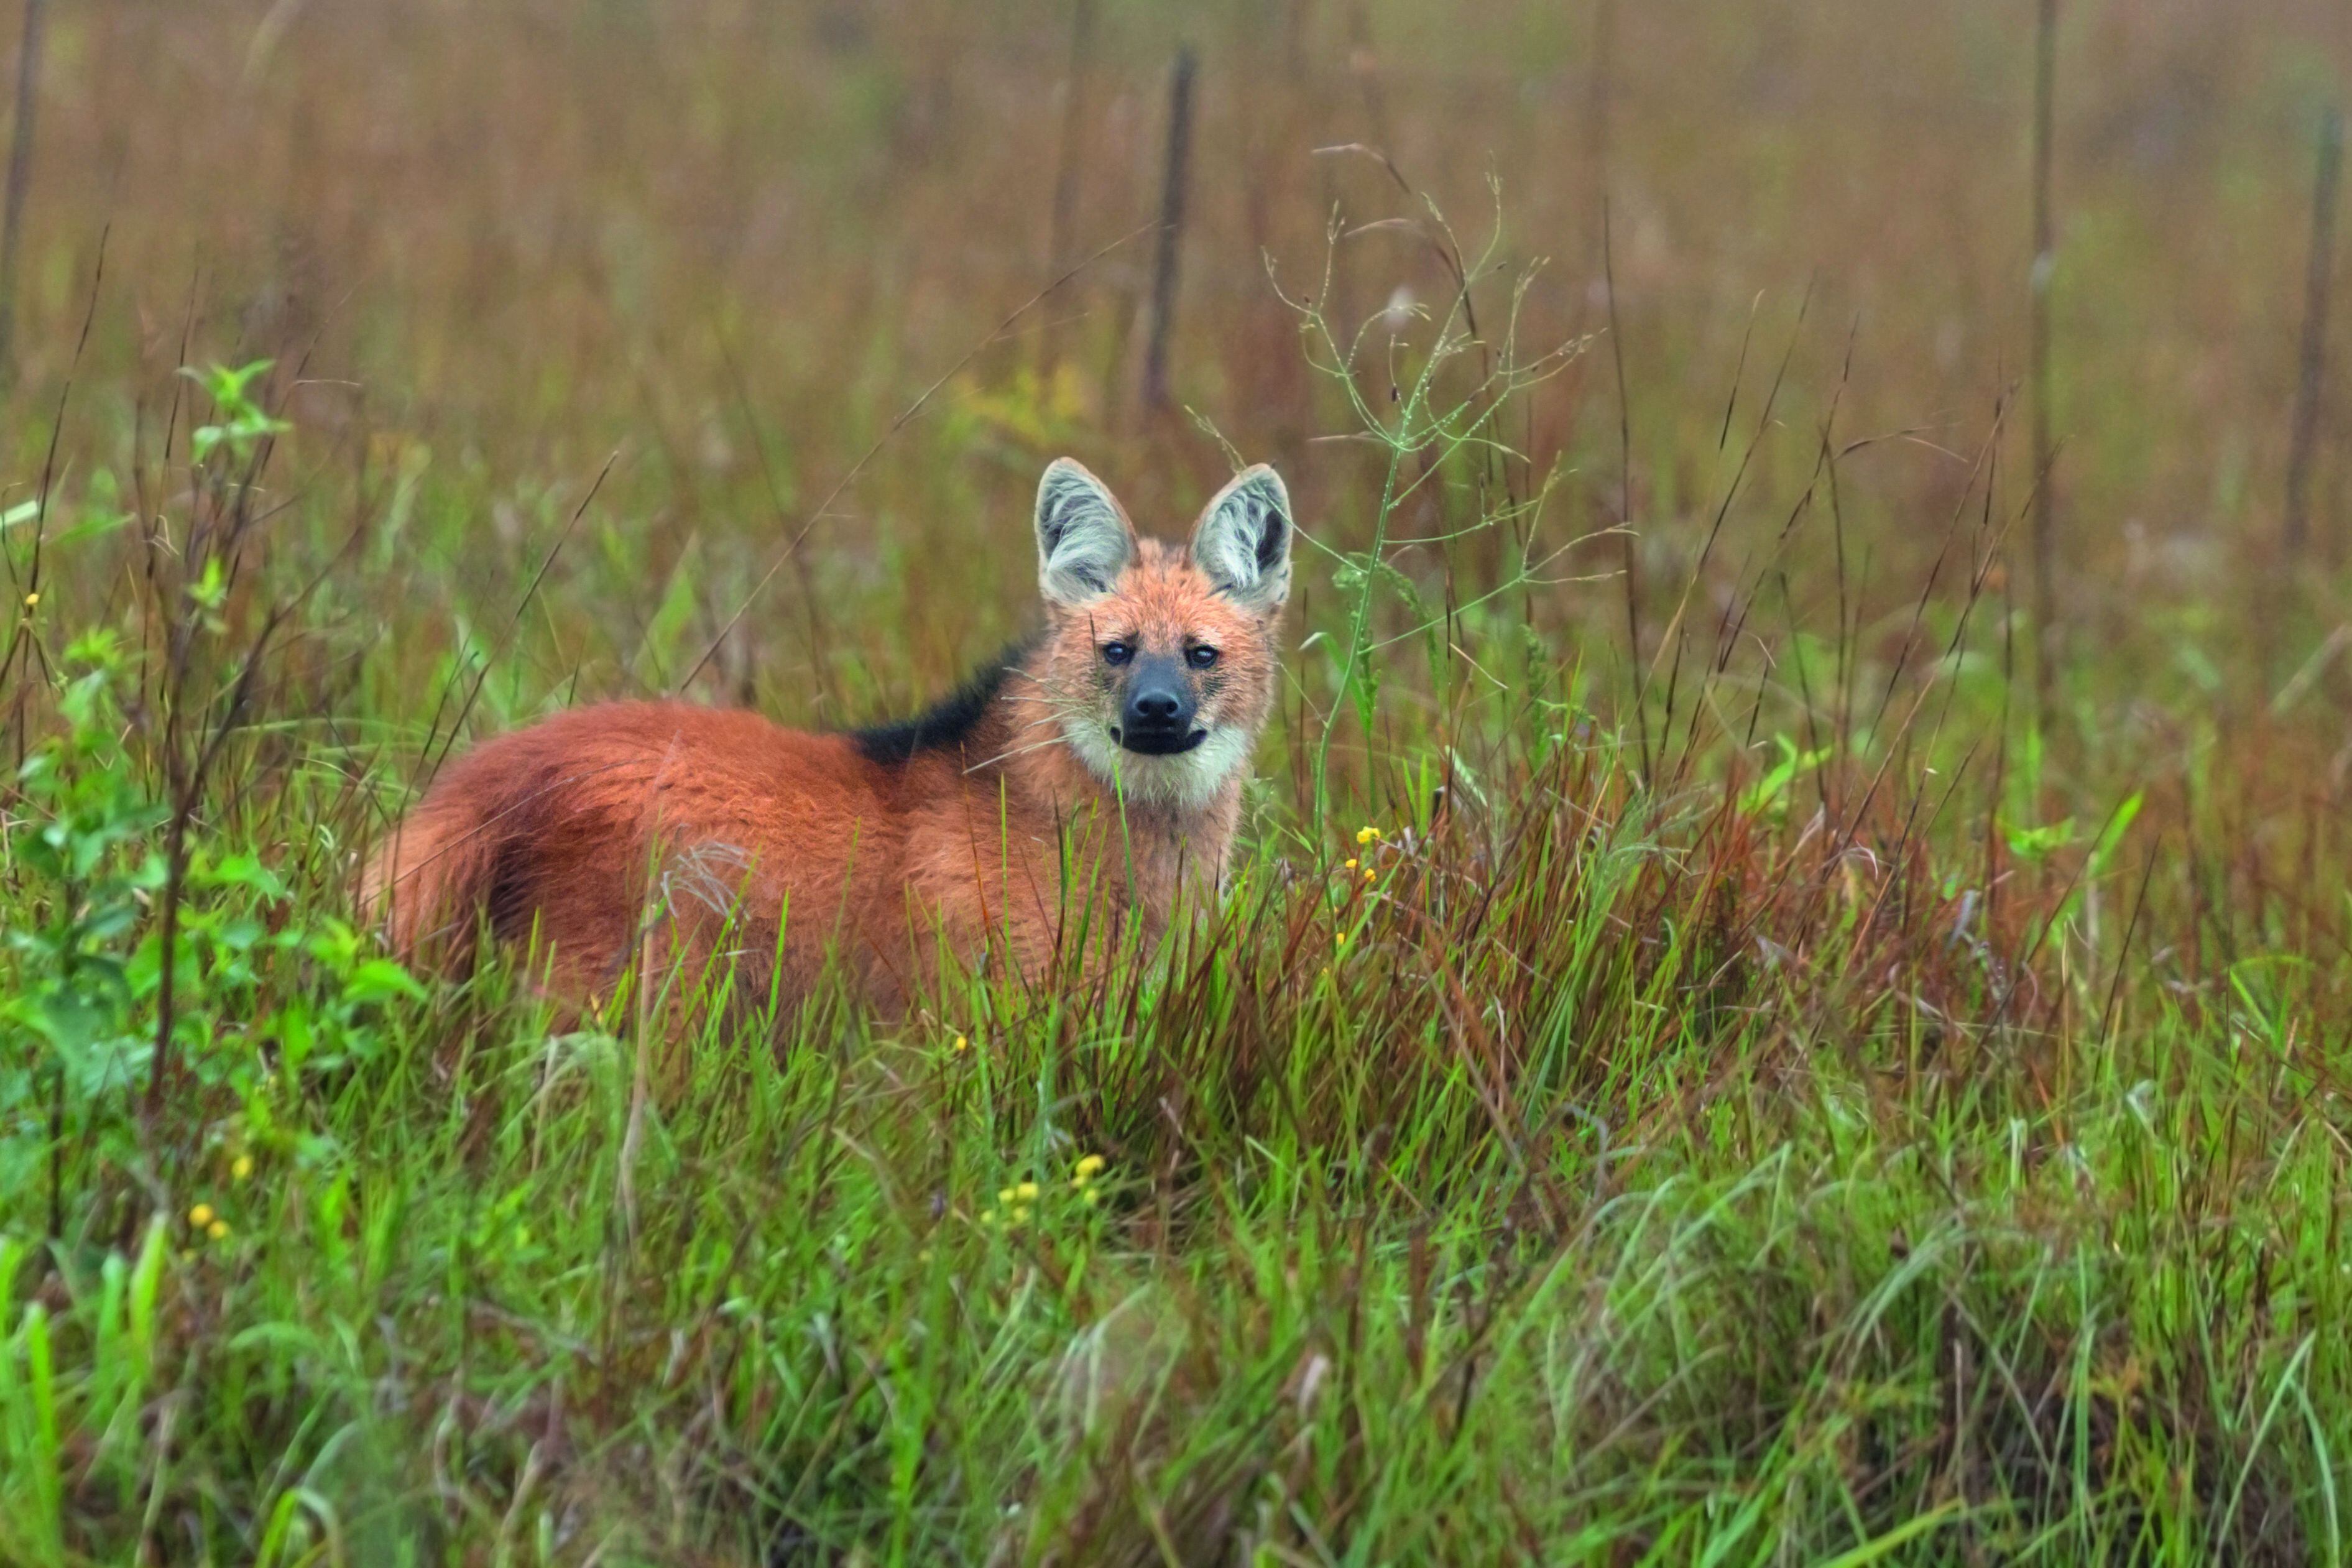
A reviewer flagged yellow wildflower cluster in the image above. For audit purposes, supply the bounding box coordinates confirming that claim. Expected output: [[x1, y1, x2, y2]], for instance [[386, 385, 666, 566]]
[[982, 1179, 1041, 1228], [979, 1156, 1110, 1224], [188, 1202, 229, 1242]]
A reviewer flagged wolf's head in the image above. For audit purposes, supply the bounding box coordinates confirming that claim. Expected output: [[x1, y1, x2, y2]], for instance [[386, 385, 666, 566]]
[[1030, 457, 1292, 811]]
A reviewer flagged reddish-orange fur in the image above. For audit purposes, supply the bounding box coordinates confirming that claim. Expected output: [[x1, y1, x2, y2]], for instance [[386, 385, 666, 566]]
[[364, 461, 1290, 1020]]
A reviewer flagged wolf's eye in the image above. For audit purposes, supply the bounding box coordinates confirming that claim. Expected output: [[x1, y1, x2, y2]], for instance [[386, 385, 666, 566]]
[[1186, 645, 1219, 670], [1101, 641, 1134, 666]]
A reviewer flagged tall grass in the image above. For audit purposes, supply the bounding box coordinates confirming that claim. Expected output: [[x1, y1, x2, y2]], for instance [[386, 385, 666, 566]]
[[1, 1, 2350, 1561]]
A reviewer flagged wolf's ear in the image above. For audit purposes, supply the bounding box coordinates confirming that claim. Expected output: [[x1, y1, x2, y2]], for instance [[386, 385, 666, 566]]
[[1035, 458, 1138, 607], [1190, 464, 1291, 614]]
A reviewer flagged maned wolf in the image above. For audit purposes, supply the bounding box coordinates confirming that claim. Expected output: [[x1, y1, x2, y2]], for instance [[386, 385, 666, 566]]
[[364, 457, 1293, 1015]]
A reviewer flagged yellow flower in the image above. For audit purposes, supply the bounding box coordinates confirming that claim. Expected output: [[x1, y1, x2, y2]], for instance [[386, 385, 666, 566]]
[[1009, 1206, 1031, 1226], [1344, 858, 1358, 870], [953, 1034, 969, 1053], [1334, 931, 1349, 948], [980, 1207, 998, 1225], [1080, 1189, 1100, 1207], [231, 1154, 254, 1181], [1072, 1154, 1107, 1183], [997, 1186, 1018, 1206], [206, 1220, 229, 1242], [188, 1202, 215, 1229], [1012, 1181, 1040, 1202], [1355, 826, 1375, 846], [1364, 866, 1377, 882], [21, 591, 37, 608]]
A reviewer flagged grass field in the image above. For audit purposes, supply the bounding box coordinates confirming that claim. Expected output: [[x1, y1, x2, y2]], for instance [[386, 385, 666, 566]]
[[4, 0, 2352, 1561]]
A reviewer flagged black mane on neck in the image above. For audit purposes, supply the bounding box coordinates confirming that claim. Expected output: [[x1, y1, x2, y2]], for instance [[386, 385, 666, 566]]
[[850, 638, 1036, 765]]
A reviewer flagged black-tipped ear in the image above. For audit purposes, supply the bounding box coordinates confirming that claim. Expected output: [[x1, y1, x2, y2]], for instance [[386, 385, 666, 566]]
[[1035, 458, 1138, 607], [1189, 464, 1292, 613]]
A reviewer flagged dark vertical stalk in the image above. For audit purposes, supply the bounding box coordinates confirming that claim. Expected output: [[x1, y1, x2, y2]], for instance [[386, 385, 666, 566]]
[[1603, 200, 1649, 788], [145, 786, 189, 1135], [1141, 47, 1196, 416], [1038, 0, 1095, 373], [0, 0, 47, 387], [2029, 0, 2057, 694], [46, 1059, 62, 1238], [2285, 107, 2342, 563], [1586, 0, 1615, 226], [1346, 2, 1391, 149], [1045, 0, 1095, 282]]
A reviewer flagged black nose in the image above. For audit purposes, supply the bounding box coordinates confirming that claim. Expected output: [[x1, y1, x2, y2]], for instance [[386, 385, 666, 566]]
[[1116, 657, 1201, 754]]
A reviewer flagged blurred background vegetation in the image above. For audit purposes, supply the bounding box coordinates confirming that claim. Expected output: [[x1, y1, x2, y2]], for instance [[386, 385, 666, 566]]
[[7, 0, 2346, 716], [5, 1, 2352, 1561]]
